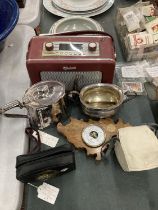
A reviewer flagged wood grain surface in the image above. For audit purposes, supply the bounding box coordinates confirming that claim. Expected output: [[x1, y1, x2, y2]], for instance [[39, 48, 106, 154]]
[[57, 117, 130, 160]]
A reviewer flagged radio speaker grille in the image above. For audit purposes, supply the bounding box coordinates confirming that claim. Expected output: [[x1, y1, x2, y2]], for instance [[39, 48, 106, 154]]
[[40, 71, 102, 91]]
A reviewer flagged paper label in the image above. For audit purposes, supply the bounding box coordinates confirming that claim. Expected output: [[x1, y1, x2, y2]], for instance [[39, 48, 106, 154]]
[[146, 67, 158, 77], [139, 60, 150, 69], [123, 11, 140, 32], [127, 32, 153, 49], [121, 66, 145, 78], [40, 131, 59, 147], [33, 131, 59, 148], [153, 33, 158, 43], [37, 183, 60, 205], [145, 18, 158, 34], [142, 4, 155, 16], [122, 82, 143, 93], [145, 16, 156, 23]]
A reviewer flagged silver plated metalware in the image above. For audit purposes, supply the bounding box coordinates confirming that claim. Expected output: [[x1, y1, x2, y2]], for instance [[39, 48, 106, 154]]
[[79, 83, 124, 118], [49, 16, 104, 34]]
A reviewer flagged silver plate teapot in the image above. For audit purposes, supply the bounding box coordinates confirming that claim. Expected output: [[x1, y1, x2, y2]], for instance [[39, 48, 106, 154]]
[[0, 80, 66, 129]]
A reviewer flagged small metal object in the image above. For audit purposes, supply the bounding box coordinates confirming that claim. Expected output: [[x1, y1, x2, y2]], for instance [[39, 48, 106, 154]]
[[82, 125, 105, 147]]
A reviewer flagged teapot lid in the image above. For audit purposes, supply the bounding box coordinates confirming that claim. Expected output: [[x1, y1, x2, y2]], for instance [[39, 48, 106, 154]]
[[23, 80, 65, 107]]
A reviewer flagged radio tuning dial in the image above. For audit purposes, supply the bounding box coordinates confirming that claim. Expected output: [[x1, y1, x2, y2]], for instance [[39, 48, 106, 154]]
[[88, 42, 97, 51], [45, 42, 54, 51]]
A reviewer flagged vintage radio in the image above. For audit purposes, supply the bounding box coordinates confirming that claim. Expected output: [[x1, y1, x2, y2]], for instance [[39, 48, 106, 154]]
[[26, 31, 116, 91]]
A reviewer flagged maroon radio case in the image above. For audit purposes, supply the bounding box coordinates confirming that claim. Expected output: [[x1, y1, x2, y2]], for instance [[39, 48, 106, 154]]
[[26, 31, 116, 89]]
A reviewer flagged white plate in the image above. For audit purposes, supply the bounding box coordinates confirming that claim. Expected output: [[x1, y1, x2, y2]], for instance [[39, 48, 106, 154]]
[[52, 0, 107, 12], [52, 1, 109, 16], [43, 0, 115, 18], [49, 16, 104, 33]]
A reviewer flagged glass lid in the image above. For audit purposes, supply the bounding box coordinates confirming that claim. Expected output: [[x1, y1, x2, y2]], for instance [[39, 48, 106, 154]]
[[23, 80, 65, 107]]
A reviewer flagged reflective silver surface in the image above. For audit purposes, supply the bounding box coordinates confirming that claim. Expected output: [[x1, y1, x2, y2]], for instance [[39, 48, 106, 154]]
[[80, 83, 124, 118], [49, 16, 104, 34]]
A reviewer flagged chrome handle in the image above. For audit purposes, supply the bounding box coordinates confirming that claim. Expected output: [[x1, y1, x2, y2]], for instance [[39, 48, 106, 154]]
[[0, 100, 24, 114]]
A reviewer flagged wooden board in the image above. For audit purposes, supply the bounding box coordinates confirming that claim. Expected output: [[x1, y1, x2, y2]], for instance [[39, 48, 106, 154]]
[[57, 117, 130, 160]]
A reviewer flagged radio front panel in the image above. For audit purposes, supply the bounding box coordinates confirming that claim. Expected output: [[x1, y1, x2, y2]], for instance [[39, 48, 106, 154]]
[[42, 41, 100, 57]]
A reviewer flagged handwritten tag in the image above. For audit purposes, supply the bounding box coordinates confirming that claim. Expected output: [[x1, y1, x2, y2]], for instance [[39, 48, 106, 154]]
[[37, 183, 60, 205], [123, 11, 140, 32], [39, 131, 58, 147], [146, 67, 158, 77], [33, 131, 59, 147], [121, 65, 145, 78]]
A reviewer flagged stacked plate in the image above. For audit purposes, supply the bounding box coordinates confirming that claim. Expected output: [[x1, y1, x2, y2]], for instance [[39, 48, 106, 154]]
[[43, 0, 115, 17]]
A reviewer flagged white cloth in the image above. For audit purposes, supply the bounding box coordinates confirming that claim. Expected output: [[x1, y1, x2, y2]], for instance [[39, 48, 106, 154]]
[[0, 25, 35, 210], [115, 125, 158, 171]]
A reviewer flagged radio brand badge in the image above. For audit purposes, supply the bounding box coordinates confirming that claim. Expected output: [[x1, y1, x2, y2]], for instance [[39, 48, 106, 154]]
[[63, 66, 77, 71]]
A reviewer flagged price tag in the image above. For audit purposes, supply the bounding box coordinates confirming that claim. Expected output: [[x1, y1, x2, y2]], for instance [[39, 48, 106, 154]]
[[146, 67, 158, 77], [39, 131, 58, 147], [37, 183, 60, 205], [121, 66, 145, 78], [123, 11, 140, 32], [33, 131, 59, 147], [142, 4, 155, 17]]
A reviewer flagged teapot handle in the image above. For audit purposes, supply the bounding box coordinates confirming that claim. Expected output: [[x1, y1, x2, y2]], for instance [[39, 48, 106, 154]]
[[0, 100, 27, 118], [0, 100, 24, 114]]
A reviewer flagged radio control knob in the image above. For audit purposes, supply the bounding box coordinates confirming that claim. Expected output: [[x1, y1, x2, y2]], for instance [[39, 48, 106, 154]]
[[88, 42, 97, 51], [45, 42, 54, 51]]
